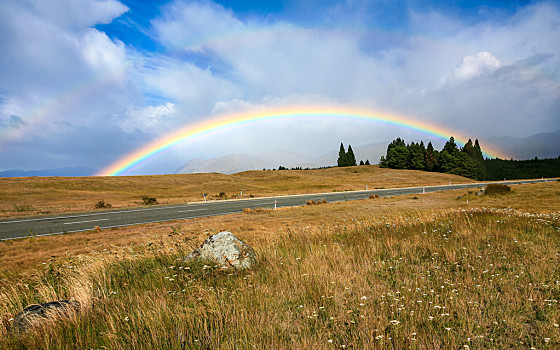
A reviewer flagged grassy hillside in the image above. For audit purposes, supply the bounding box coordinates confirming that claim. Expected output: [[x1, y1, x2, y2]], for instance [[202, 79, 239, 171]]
[[0, 181, 559, 348], [0, 166, 477, 218]]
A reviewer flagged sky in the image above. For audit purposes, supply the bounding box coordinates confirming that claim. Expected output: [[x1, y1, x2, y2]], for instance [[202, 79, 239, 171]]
[[0, 0, 559, 175]]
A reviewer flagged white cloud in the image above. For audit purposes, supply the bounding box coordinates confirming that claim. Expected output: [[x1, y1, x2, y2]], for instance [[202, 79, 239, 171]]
[[0, 0, 137, 170], [153, 1, 243, 51], [31, 0, 128, 30], [2, 0, 560, 173], [444, 52, 502, 84], [121, 102, 176, 132]]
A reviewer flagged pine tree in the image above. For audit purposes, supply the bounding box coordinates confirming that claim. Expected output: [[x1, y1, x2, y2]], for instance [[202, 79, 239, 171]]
[[382, 138, 410, 169], [347, 145, 357, 166], [359, 160, 365, 166], [425, 142, 438, 171], [408, 141, 426, 170], [443, 136, 458, 154], [473, 139, 487, 180], [365, 159, 370, 165], [337, 143, 347, 167]]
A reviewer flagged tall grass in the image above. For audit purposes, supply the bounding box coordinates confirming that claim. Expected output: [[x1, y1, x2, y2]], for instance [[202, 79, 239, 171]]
[[1, 208, 559, 349]]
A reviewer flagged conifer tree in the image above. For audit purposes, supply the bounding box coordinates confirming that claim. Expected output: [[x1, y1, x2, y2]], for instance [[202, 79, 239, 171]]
[[381, 138, 409, 169], [337, 143, 347, 167], [359, 160, 365, 166], [347, 145, 357, 166], [425, 142, 438, 171], [474, 139, 487, 180], [365, 159, 370, 165], [408, 141, 426, 170]]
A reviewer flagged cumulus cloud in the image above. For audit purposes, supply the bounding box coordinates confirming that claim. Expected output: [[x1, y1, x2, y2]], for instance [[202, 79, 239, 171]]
[[444, 52, 502, 84], [1, 0, 559, 173], [0, 0, 137, 170], [153, 0, 243, 51]]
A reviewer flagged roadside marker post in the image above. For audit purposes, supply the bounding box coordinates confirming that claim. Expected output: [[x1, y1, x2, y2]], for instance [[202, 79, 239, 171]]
[[422, 187, 425, 194], [274, 201, 277, 210]]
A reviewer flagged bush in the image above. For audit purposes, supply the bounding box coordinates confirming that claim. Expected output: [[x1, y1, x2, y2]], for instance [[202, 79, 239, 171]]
[[141, 196, 158, 205], [485, 183, 511, 195], [94, 200, 112, 209], [13, 204, 33, 212]]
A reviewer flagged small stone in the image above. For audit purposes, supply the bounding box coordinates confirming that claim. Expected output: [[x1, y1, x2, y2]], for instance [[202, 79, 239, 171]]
[[12, 300, 80, 332]]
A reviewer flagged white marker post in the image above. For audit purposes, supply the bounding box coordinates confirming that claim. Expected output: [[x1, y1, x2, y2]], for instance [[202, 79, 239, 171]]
[[422, 187, 425, 194], [274, 201, 277, 210]]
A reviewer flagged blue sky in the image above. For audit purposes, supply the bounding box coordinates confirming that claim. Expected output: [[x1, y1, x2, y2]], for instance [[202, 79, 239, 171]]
[[0, 0, 558, 174]]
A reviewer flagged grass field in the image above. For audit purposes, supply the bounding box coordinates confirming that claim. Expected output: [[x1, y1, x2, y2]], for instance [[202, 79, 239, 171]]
[[0, 173, 558, 349], [0, 166, 476, 218]]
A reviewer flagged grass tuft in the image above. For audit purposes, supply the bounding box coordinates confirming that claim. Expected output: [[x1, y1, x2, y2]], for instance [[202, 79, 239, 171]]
[[485, 184, 511, 195]]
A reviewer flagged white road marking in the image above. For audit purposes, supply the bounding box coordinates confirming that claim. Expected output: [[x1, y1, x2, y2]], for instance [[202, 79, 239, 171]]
[[63, 218, 109, 225], [176, 209, 205, 213]]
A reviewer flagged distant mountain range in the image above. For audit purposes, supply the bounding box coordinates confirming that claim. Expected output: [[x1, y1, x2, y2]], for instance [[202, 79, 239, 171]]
[[0, 167, 96, 177], [176, 142, 389, 174], [177, 130, 560, 174], [490, 129, 560, 160]]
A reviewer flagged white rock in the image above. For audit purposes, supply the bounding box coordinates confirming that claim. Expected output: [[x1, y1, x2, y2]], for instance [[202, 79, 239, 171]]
[[186, 231, 256, 269]]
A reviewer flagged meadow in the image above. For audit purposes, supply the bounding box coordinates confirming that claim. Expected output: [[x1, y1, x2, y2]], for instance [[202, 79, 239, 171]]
[[0, 173, 558, 349], [0, 166, 476, 217]]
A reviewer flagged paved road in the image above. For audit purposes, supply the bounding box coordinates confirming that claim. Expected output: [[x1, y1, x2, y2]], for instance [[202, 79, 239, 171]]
[[1, 178, 556, 240]]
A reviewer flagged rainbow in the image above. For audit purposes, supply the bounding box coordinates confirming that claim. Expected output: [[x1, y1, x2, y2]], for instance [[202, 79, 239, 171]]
[[98, 106, 507, 176]]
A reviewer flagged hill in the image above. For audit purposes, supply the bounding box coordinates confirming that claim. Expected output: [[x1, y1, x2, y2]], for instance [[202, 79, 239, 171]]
[[176, 142, 391, 174], [0, 166, 476, 218], [490, 129, 560, 159]]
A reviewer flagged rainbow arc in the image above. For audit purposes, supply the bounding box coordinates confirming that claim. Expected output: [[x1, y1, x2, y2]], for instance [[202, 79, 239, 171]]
[[98, 106, 507, 176]]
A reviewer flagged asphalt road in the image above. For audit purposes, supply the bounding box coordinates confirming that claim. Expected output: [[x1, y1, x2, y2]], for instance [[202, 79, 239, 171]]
[[1, 178, 556, 241]]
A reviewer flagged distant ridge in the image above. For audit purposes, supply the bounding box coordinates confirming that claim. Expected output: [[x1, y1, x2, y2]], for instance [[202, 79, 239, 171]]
[[0, 167, 96, 177], [176, 142, 390, 174], [490, 129, 560, 160]]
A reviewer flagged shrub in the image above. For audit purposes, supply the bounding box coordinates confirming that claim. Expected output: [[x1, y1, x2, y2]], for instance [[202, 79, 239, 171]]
[[141, 196, 158, 205], [13, 204, 33, 212], [94, 200, 111, 209], [485, 183, 511, 195]]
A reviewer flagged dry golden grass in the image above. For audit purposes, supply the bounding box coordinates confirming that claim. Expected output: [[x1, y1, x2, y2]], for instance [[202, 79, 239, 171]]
[[1, 181, 557, 277], [0, 166, 476, 218], [0, 181, 558, 349]]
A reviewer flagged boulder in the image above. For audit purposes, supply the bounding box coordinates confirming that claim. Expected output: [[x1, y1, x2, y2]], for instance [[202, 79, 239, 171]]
[[186, 231, 256, 269], [12, 300, 79, 332], [475, 189, 485, 196]]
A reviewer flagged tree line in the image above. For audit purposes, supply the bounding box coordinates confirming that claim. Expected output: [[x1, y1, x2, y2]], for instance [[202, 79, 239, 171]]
[[337, 143, 370, 167], [379, 137, 487, 180], [484, 157, 560, 180]]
